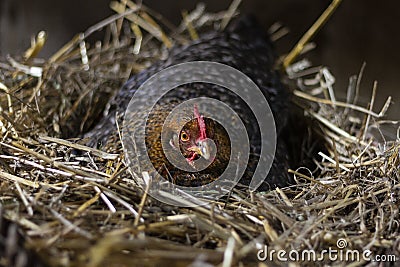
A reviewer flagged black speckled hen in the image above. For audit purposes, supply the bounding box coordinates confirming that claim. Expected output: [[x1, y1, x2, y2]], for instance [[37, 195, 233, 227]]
[[85, 15, 291, 190]]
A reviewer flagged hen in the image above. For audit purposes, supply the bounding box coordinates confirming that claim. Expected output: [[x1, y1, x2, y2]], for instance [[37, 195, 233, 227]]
[[85, 15, 291, 190]]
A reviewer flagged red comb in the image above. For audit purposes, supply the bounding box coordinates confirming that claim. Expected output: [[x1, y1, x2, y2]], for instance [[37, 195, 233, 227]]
[[194, 105, 207, 140]]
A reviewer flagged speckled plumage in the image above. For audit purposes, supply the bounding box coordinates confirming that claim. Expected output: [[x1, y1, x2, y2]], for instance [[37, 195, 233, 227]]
[[86, 15, 291, 189]]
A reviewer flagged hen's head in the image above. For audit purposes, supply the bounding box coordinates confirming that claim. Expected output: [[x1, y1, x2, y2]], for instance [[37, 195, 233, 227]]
[[170, 106, 215, 164], [146, 104, 231, 185]]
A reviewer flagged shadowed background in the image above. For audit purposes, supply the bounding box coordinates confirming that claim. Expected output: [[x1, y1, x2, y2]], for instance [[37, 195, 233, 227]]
[[1, 0, 398, 122]]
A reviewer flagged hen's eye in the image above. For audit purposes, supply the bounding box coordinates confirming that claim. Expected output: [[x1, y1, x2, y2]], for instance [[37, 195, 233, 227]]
[[180, 131, 189, 142]]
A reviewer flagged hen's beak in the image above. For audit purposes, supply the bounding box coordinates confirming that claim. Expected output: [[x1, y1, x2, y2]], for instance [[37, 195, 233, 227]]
[[188, 140, 211, 160]]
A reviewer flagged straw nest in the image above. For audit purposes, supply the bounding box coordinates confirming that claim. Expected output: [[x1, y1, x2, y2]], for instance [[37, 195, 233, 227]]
[[0, 1, 399, 266]]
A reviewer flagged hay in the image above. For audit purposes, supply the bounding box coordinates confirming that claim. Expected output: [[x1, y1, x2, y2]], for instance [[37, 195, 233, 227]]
[[0, 1, 399, 266]]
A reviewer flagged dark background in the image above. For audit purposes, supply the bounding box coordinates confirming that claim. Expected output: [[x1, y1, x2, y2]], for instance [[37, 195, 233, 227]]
[[1, 0, 399, 121]]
